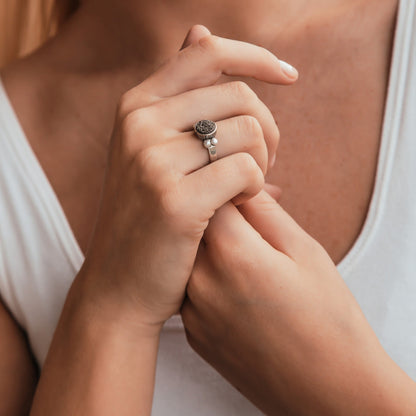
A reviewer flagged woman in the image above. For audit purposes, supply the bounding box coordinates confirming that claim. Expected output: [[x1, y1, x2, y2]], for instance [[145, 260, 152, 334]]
[[0, 0, 415, 414]]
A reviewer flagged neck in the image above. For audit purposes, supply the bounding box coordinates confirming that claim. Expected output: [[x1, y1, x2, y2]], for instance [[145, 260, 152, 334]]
[[0, 0, 345, 145], [34, 0, 311, 80]]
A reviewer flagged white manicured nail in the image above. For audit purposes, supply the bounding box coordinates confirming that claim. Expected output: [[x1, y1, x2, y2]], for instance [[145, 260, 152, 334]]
[[279, 60, 298, 79]]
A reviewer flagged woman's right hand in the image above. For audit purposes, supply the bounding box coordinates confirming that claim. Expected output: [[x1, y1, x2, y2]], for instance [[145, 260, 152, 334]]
[[78, 25, 298, 333]]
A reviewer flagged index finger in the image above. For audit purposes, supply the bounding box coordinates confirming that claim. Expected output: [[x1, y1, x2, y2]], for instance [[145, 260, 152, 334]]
[[124, 35, 298, 109]]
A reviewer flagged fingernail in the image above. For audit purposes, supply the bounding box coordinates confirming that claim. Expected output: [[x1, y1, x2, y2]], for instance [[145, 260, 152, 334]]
[[279, 60, 298, 79], [270, 153, 276, 168]]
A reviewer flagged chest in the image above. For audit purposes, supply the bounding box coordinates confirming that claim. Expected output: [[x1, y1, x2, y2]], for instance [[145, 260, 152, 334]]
[[18, 2, 398, 262], [258, 2, 398, 264]]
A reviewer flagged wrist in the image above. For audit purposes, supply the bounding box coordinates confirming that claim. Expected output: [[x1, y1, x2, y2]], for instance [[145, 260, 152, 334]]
[[33, 269, 161, 416], [67, 264, 164, 340]]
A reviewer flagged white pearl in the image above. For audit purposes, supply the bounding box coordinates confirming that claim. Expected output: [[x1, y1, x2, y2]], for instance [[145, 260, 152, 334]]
[[211, 138, 218, 145], [203, 139, 211, 148]]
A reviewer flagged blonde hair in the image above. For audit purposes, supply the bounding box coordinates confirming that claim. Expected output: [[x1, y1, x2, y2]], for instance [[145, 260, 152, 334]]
[[0, 0, 79, 68]]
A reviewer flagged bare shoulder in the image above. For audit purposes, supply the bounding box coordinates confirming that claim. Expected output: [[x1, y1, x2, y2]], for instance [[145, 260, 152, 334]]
[[0, 297, 38, 415]]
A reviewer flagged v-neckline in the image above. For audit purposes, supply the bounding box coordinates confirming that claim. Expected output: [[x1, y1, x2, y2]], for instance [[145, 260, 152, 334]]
[[336, 0, 412, 275], [0, 0, 411, 279]]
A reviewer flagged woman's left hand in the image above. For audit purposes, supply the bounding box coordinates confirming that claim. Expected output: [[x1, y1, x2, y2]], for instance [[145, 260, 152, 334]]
[[181, 190, 416, 416]]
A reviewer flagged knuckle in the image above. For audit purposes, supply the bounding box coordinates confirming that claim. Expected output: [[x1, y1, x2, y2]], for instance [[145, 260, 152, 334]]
[[198, 34, 222, 54], [134, 145, 159, 172], [237, 115, 263, 139], [235, 152, 261, 179], [119, 108, 154, 150], [134, 152, 193, 229], [116, 93, 129, 119], [159, 184, 188, 225], [234, 116, 267, 174], [119, 111, 136, 139], [117, 90, 156, 124], [134, 146, 173, 191], [229, 81, 258, 104], [159, 189, 178, 217], [116, 92, 133, 121], [132, 153, 199, 233], [241, 157, 265, 191], [134, 152, 184, 220]]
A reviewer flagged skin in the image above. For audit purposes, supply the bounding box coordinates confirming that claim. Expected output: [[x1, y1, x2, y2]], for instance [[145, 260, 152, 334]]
[[1, 0, 396, 262], [0, 0, 413, 414], [183, 192, 416, 415], [29, 27, 292, 415]]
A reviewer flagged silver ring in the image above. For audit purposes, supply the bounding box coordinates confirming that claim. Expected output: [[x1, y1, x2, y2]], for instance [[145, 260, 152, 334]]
[[193, 120, 218, 163]]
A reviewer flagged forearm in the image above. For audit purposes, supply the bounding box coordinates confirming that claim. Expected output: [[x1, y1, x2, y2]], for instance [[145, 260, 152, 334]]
[[244, 336, 416, 416], [30, 272, 160, 416], [303, 344, 416, 416], [295, 348, 416, 416], [183, 192, 416, 416], [358, 349, 416, 416]]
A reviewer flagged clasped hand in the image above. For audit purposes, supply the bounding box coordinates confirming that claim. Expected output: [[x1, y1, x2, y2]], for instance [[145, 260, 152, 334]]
[[79, 24, 400, 415], [182, 191, 388, 415], [81, 24, 293, 330]]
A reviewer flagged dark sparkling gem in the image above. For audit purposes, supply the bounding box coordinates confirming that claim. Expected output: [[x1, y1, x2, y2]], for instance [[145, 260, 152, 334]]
[[195, 120, 216, 135]]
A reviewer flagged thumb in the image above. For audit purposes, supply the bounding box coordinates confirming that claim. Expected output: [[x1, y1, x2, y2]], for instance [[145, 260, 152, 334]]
[[180, 24, 211, 50]]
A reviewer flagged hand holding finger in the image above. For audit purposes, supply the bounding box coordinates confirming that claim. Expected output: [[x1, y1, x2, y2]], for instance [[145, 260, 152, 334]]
[[85, 27, 296, 330], [180, 24, 212, 50], [183, 192, 390, 416]]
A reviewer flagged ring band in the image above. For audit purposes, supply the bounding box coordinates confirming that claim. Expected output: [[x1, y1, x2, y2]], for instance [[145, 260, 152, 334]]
[[193, 120, 218, 163]]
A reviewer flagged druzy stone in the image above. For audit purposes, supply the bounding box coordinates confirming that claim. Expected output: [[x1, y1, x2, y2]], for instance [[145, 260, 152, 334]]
[[195, 120, 216, 136]]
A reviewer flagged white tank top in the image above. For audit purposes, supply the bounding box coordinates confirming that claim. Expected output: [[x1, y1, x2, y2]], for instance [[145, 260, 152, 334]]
[[0, 1, 415, 413]]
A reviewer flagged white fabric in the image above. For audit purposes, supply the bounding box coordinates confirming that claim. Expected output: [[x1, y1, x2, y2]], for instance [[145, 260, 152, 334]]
[[0, 0, 415, 413]]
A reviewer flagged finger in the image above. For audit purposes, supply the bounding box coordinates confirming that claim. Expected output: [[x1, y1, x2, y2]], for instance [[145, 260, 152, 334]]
[[180, 152, 264, 216], [154, 116, 268, 175], [203, 202, 291, 266], [264, 183, 283, 201], [117, 25, 211, 117], [149, 81, 279, 169], [143, 36, 298, 96], [180, 25, 211, 50], [122, 35, 298, 112], [238, 190, 318, 260]]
